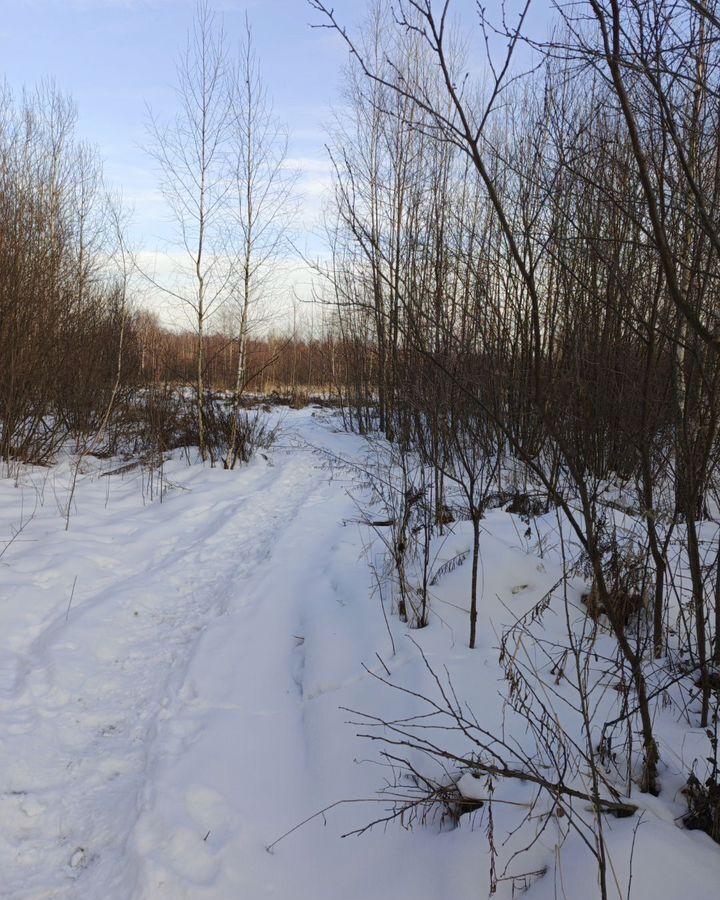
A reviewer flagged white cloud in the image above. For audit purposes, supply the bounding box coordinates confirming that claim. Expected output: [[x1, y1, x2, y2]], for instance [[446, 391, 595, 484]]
[[283, 157, 333, 175], [132, 248, 323, 334]]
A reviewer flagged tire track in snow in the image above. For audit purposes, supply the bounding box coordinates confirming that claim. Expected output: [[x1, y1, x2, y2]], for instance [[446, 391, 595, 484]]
[[0, 448, 325, 899]]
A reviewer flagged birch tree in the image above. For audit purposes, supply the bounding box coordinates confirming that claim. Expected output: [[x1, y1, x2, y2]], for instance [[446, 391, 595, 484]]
[[225, 15, 297, 468], [147, 0, 233, 461]]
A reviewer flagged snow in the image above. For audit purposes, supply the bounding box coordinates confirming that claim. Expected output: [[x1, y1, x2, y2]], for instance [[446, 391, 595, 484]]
[[0, 407, 718, 899]]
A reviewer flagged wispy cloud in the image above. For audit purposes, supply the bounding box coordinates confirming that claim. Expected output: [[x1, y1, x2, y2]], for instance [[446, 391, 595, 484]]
[[284, 157, 332, 175]]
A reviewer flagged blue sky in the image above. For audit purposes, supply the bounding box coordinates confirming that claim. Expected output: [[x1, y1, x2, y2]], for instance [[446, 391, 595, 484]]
[[1, 0, 548, 326], [1, 1, 348, 251]]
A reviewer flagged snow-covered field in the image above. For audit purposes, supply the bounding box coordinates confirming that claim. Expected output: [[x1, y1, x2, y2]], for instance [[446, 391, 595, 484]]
[[0, 408, 718, 899]]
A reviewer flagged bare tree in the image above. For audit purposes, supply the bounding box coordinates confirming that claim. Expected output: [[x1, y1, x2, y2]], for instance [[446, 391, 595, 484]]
[[147, 0, 233, 461], [225, 14, 297, 468]]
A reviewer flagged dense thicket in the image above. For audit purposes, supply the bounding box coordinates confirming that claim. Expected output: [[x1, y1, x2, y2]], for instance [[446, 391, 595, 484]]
[[309, 0, 720, 821], [0, 84, 140, 464]]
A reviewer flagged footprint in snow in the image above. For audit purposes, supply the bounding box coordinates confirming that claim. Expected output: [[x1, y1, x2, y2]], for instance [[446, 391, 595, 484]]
[[68, 846, 96, 873]]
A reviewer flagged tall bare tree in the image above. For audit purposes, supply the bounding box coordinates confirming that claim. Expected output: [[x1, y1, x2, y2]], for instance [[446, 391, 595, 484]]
[[225, 15, 297, 468], [147, 0, 233, 460]]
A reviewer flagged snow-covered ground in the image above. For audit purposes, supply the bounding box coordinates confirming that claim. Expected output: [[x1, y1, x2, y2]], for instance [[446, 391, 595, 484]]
[[0, 408, 718, 899]]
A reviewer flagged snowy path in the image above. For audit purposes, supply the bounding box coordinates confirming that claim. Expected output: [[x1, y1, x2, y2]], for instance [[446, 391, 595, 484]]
[[3, 410, 718, 900], [0, 421, 337, 898], [122, 421, 473, 900], [0, 413, 469, 899]]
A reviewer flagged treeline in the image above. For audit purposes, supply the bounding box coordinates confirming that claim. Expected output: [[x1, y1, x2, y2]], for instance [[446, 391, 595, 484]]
[[310, 0, 720, 837], [135, 313, 358, 397], [0, 84, 138, 464]]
